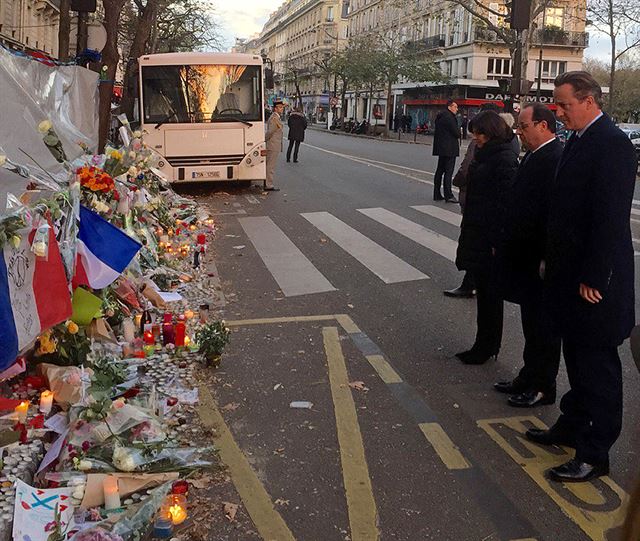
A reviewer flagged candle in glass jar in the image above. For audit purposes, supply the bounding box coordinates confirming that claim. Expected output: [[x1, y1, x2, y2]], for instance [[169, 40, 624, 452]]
[[39, 391, 53, 414], [122, 318, 135, 343], [103, 475, 121, 510], [15, 402, 28, 423], [164, 494, 187, 525]]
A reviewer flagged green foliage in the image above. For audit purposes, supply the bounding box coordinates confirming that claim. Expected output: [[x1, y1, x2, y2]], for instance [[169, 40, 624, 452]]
[[195, 320, 230, 357], [585, 56, 640, 122]]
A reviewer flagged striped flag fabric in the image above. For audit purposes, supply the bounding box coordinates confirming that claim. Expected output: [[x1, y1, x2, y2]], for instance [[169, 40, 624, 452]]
[[72, 205, 141, 290], [0, 224, 72, 369]]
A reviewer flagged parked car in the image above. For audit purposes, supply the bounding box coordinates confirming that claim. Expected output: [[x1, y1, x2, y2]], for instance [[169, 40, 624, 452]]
[[620, 127, 640, 160], [555, 120, 569, 145]]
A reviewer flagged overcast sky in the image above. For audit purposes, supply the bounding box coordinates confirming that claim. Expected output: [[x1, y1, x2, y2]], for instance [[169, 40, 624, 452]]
[[215, 0, 609, 61]]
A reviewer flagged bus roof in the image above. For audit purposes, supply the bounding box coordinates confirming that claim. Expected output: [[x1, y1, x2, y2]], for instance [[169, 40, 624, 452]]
[[139, 52, 263, 66]]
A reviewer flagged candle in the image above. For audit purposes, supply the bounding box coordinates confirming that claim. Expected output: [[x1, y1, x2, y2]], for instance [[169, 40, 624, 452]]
[[39, 391, 53, 414], [15, 401, 28, 423], [122, 318, 135, 343], [164, 494, 187, 525], [199, 304, 209, 323], [174, 316, 186, 347], [134, 314, 142, 328], [103, 475, 121, 510], [184, 310, 195, 320]]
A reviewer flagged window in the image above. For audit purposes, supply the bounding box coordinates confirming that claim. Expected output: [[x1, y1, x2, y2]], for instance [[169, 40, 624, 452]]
[[327, 6, 334, 21], [545, 7, 564, 29], [487, 57, 511, 79], [536, 60, 566, 83]]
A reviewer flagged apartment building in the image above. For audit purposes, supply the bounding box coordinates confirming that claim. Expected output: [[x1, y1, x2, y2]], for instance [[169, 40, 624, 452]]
[[254, 0, 348, 122], [0, 0, 60, 57], [346, 0, 588, 125]]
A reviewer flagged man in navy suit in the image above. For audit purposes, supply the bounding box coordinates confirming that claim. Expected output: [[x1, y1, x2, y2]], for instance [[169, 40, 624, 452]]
[[526, 71, 638, 482]]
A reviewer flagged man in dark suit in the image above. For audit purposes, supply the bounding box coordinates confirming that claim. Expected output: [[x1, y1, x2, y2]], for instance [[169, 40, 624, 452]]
[[525, 71, 638, 482], [494, 103, 562, 408], [432, 99, 460, 202]]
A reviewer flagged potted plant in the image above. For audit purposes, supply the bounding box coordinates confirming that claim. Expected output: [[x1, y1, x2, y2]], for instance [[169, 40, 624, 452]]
[[195, 320, 230, 367]]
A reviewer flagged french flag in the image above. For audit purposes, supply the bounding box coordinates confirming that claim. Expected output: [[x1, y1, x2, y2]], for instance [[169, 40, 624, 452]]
[[73, 206, 141, 290], [0, 224, 72, 369]]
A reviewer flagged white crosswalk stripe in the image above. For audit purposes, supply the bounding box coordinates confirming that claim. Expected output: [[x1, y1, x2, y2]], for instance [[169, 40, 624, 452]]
[[301, 211, 429, 283], [411, 205, 462, 227], [358, 208, 458, 263], [238, 216, 336, 297]]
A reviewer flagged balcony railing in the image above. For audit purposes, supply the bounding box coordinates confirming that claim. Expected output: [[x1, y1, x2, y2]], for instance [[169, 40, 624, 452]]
[[405, 34, 446, 53], [531, 28, 589, 47], [473, 26, 588, 48]]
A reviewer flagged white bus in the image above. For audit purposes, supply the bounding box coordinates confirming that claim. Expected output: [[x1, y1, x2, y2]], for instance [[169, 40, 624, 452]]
[[138, 52, 268, 184]]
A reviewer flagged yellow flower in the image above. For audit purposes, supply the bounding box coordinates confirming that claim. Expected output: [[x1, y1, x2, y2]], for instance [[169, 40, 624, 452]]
[[0, 155, 6, 166], [66, 321, 79, 334], [110, 150, 123, 160], [10, 235, 21, 249], [38, 120, 53, 133]]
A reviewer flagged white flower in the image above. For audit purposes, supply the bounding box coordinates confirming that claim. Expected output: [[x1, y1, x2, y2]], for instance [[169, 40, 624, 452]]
[[77, 459, 93, 471], [0, 155, 6, 166], [129, 151, 137, 159], [113, 446, 137, 472], [38, 120, 53, 133], [128, 166, 138, 176], [133, 130, 142, 138], [32, 240, 47, 257]]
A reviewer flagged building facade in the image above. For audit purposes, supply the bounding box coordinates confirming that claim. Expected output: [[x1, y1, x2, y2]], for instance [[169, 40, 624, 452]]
[[346, 0, 587, 127], [252, 0, 348, 122], [0, 0, 60, 57]]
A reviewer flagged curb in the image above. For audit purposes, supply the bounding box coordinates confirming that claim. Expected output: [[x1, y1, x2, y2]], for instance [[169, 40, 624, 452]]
[[308, 125, 432, 146]]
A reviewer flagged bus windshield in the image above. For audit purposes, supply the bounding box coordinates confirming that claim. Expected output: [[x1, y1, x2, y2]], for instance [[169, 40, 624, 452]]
[[142, 64, 263, 124]]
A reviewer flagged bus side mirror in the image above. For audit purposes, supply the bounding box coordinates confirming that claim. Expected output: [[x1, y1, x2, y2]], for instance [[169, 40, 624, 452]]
[[265, 68, 275, 90]]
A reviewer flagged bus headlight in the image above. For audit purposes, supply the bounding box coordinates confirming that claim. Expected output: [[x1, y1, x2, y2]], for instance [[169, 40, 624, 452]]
[[253, 151, 259, 157], [158, 160, 165, 168], [246, 158, 252, 165]]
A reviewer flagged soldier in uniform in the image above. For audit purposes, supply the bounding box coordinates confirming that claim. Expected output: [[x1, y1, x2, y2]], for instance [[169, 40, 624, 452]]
[[264, 99, 285, 191]]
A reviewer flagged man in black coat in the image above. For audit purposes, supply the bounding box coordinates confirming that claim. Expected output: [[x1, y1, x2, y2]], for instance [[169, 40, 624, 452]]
[[286, 107, 308, 163], [494, 103, 562, 408], [432, 99, 460, 202], [525, 71, 638, 482]]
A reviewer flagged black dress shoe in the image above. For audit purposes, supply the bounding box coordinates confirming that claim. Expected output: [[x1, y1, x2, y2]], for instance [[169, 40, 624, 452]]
[[455, 349, 498, 365], [547, 459, 609, 482], [293, 160, 299, 163], [445, 196, 459, 203], [525, 428, 575, 447], [443, 286, 476, 298], [434, 194, 444, 201], [508, 389, 556, 408], [493, 379, 529, 394], [264, 187, 280, 191]]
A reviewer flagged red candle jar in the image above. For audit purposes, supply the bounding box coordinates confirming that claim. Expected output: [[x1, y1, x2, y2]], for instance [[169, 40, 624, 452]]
[[174, 316, 186, 347]]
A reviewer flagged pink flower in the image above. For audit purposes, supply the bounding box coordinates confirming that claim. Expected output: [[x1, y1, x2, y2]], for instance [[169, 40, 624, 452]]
[[82, 441, 91, 452], [45, 520, 57, 532]]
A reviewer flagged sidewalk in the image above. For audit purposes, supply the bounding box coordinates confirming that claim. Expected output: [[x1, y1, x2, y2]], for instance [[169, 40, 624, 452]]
[[308, 123, 435, 145]]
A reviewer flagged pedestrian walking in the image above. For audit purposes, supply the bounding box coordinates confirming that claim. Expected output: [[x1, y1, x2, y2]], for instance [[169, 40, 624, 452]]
[[404, 114, 413, 133], [461, 114, 468, 139], [287, 107, 307, 163], [394, 113, 400, 132], [432, 100, 461, 203], [444, 118, 477, 298], [264, 99, 285, 192], [525, 71, 637, 482], [494, 103, 562, 408], [454, 111, 518, 365]]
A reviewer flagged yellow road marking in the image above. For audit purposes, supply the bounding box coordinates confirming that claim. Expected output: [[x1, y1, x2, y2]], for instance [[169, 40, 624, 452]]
[[198, 386, 296, 541], [335, 314, 361, 334], [418, 423, 471, 470], [478, 416, 628, 541], [365, 355, 403, 384], [323, 327, 379, 541]]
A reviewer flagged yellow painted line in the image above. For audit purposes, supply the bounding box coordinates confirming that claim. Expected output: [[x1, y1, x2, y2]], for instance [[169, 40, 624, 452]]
[[418, 422, 471, 470], [323, 327, 379, 541], [335, 313, 361, 334], [197, 386, 296, 541], [365, 355, 403, 384], [226, 314, 336, 327], [478, 416, 628, 541]]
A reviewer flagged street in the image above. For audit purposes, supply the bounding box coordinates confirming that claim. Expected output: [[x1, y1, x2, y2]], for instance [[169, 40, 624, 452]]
[[184, 128, 640, 541]]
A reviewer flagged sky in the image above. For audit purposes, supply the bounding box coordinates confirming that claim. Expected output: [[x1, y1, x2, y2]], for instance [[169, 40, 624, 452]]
[[214, 0, 609, 61]]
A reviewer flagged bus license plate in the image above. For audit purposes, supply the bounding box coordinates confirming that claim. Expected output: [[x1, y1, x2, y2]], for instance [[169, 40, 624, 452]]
[[192, 171, 220, 179]]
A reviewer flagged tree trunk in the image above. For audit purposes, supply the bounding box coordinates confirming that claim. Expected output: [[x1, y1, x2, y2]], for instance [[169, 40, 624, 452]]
[[98, 0, 126, 152], [608, 0, 616, 111], [57, 0, 71, 61], [384, 80, 393, 138], [121, 0, 162, 122], [340, 77, 347, 123]]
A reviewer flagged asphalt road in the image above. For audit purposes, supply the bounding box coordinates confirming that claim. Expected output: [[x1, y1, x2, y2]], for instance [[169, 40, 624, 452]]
[[184, 128, 640, 541]]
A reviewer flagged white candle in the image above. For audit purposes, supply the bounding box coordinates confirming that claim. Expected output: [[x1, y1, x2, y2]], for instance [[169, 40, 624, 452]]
[[103, 476, 121, 510], [122, 318, 135, 343], [39, 391, 53, 414], [14, 402, 28, 423]]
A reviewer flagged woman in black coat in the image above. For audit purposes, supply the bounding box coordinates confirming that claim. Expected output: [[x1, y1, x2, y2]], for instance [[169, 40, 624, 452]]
[[455, 111, 518, 364]]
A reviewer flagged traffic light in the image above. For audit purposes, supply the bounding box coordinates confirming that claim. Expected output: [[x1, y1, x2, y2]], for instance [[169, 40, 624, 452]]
[[507, 0, 531, 30]]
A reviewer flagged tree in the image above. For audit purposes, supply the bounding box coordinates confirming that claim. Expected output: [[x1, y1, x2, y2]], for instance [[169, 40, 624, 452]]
[[99, 0, 127, 151], [586, 0, 640, 110], [585, 56, 640, 121], [57, 0, 71, 61]]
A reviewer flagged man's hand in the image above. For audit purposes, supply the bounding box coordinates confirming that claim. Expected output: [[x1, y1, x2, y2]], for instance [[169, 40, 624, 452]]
[[579, 283, 603, 304]]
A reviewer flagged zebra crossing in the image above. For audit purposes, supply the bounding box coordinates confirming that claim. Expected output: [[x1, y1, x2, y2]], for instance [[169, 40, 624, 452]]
[[236, 201, 640, 297]]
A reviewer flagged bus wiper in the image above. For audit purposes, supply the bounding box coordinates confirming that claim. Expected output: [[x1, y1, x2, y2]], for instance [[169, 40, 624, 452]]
[[154, 112, 177, 129], [216, 116, 253, 127]]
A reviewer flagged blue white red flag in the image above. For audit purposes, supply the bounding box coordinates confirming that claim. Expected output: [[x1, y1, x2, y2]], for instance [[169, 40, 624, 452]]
[[0, 224, 72, 369], [72, 205, 141, 290]]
